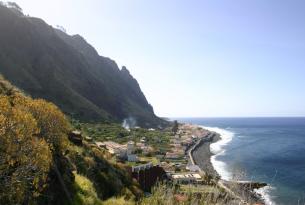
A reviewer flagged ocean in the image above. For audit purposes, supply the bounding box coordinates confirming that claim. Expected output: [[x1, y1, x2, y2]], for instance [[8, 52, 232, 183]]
[[176, 118, 305, 205]]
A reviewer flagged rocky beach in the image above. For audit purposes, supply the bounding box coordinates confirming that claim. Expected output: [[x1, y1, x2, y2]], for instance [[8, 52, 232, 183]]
[[191, 131, 221, 178], [184, 124, 267, 205]]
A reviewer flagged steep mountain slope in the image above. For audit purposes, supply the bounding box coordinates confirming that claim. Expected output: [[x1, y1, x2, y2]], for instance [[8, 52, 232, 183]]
[[0, 3, 167, 128]]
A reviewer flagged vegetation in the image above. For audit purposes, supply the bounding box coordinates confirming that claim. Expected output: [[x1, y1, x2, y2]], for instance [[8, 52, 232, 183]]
[[0, 76, 251, 205], [0, 3, 262, 205], [66, 140, 142, 200], [103, 197, 135, 205], [172, 120, 179, 134], [0, 3, 168, 128], [0, 95, 52, 204], [0, 77, 68, 204], [0, 76, 142, 205], [139, 183, 234, 205], [74, 121, 173, 154], [72, 172, 103, 205]]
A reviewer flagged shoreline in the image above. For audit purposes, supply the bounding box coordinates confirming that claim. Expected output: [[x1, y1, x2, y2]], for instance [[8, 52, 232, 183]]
[[189, 124, 267, 204], [191, 131, 221, 178]]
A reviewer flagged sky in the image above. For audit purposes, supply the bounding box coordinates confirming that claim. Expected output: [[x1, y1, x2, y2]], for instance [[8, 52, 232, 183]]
[[12, 0, 305, 117]]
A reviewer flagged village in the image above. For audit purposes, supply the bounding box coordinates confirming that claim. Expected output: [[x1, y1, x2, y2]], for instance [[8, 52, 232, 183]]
[[69, 123, 212, 192]]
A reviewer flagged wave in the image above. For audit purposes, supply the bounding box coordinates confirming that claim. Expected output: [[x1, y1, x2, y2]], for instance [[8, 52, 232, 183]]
[[201, 126, 234, 180], [202, 126, 276, 205], [255, 186, 277, 205]]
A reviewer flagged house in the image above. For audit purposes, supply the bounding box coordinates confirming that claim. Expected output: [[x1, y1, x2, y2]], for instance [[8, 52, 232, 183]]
[[131, 162, 153, 172], [165, 152, 181, 159], [97, 141, 139, 161], [186, 165, 201, 172], [170, 173, 203, 184], [129, 163, 166, 192], [127, 154, 139, 162], [97, 141, 127, 158], [127, 141, 134, 155], [68, 130, 83, 145]]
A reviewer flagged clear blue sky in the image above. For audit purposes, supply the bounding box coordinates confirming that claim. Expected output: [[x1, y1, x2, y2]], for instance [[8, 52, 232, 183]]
[[13, 0, 305, 117]]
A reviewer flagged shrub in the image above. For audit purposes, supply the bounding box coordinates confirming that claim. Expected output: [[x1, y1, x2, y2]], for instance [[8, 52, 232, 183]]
[[0, 96, 52, 204], [72, 172, 103, 205]]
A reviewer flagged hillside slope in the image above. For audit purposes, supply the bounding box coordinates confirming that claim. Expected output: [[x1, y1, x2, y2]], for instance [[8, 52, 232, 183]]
[[0, 75, 141, 205], [0, 3, 167, 128]]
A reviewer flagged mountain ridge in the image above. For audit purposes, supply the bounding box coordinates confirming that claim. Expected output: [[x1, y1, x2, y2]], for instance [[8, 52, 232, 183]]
[[0, 3, 167, 128]]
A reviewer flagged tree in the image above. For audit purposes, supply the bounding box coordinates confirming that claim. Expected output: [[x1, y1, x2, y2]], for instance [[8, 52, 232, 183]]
[[172, 120, 179, 134]]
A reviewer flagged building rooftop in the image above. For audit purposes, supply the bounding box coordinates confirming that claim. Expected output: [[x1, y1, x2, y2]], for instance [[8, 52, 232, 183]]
[[172, 173, 202, 180]]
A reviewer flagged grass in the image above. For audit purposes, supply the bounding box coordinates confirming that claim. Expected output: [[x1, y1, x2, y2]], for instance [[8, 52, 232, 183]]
[[139, 156, 159, 165], [139, 183, 236, 205], [71, 170, 137, 205], [103, 197, 135, 205], [72, 172, 103, 205], [180, 185, 220, 194], [125, 161, 139, 167], [70, 174, 249, 205]]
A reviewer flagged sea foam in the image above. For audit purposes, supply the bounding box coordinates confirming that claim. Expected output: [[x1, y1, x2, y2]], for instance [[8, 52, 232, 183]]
[[202, 126, 276, 205], [201, 126, 234, 180], [255, 186, 277, 205]]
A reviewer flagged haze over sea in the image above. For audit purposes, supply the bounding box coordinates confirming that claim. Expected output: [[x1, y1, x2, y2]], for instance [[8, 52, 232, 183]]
[[177, 117, 305, 205]]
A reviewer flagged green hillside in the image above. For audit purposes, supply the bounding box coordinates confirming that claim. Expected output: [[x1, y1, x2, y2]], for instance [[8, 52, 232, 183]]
[[0, 3, 168, 128]]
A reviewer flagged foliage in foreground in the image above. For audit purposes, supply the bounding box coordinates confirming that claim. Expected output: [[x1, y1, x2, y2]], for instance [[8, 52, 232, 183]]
[[67, 140, 142, 201], [0, 77, 69, 204], [140, 183, 235, 205], [72, 172, 103, 205], [0, 77, 142, 205]]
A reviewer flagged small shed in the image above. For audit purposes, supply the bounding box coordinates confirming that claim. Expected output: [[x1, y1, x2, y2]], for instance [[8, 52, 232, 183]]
[[68, 130, 83, 145]]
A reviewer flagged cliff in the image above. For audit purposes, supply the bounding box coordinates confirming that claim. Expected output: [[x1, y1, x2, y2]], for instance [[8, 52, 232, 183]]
[[0, 3, 168, 128]]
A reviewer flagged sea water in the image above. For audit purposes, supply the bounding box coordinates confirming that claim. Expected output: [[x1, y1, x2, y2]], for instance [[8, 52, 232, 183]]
[[176, 118, 305, 205]]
